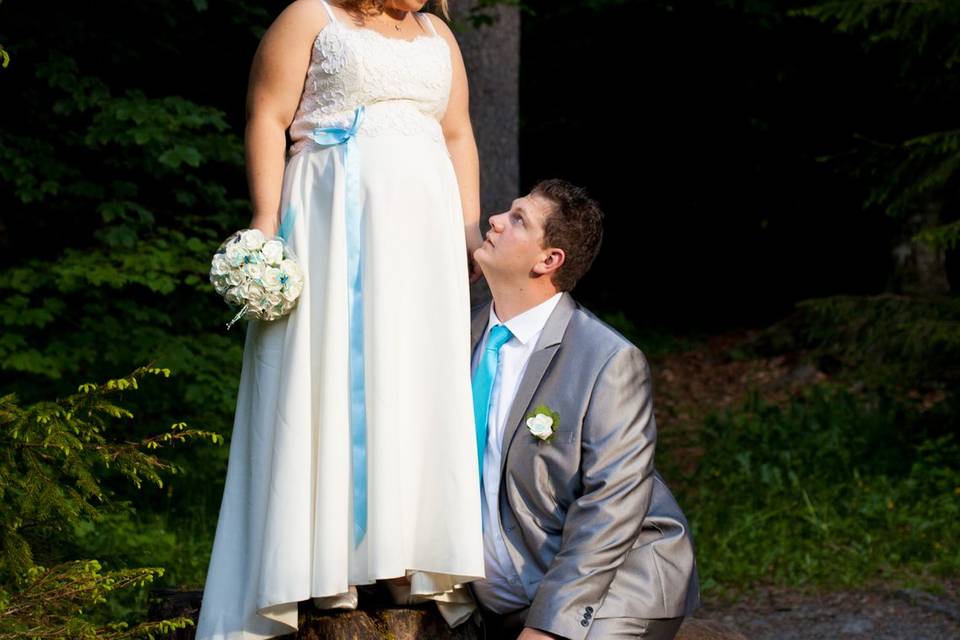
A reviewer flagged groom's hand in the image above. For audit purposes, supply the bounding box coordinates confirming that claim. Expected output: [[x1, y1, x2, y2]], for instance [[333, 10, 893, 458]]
[[518, 628, 563, 640]]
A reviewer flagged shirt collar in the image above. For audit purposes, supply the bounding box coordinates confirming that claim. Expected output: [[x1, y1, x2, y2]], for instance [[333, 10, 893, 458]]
[[487, 292, 564, 346]]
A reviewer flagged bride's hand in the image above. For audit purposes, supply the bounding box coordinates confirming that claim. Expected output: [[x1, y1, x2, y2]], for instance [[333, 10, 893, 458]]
[[467, 250, 483, 284], [465, 224, 484, 284]]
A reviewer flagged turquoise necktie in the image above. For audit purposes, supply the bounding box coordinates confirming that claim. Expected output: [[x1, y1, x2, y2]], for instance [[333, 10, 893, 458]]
[[472, 324, 513, 482]]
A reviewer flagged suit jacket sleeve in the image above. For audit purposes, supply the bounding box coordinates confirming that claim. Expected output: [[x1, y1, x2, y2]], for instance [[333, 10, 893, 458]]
[[524, 345, 657, 640]]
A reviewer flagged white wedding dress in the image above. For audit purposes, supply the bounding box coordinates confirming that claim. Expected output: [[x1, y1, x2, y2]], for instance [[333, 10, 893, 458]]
[[194, 3, 484, 638]]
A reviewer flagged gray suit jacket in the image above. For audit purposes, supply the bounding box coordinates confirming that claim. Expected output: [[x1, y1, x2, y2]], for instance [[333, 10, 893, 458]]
[[471, 292, 700, 640]]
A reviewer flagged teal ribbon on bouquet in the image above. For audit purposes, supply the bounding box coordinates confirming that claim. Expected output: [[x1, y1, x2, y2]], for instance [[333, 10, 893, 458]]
[[280, 105, 368, 547]]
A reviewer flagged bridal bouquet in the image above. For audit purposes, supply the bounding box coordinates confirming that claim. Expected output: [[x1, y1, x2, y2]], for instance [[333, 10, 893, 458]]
[[209, 229, 305, 330]]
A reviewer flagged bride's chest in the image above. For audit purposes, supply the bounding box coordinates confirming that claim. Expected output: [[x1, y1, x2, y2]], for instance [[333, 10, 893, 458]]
[[307, 22, 452, 98]]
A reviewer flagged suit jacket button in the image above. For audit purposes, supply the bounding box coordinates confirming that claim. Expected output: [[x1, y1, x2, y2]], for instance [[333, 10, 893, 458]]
[[585, 606, 594, 614], [584, 612, 592, 619], [580, 619, 589, 627]]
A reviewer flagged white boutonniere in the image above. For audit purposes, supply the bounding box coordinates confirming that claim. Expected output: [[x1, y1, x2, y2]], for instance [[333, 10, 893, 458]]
[[526, 405, 560, 443]]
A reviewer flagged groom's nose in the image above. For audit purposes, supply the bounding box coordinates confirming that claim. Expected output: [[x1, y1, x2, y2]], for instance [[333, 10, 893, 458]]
[[488, 212, 506, 231]]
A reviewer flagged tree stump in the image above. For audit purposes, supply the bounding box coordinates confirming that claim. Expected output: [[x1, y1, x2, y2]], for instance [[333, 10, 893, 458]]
[[149, 588, 745, 639], [148, 587, 482, 640]]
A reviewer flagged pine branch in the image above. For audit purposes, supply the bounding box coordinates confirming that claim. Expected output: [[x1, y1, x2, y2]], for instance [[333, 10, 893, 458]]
[[0, 366, 222, 636], [0, 561, 195, 639]]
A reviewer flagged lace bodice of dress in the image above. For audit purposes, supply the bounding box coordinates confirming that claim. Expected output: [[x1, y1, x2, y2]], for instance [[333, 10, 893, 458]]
[[288, 13, 452, 155]]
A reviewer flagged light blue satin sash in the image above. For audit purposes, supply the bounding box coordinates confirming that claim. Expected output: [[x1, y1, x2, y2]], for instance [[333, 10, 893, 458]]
[[278, 106, 368, 547]]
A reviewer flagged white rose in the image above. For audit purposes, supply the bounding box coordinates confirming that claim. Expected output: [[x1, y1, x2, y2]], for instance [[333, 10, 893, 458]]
[[211, 254, 229, 276], [211, 274, 230, 295], [265, 292, 283, 308], [280, 258, 302, 279], [282, 279, 303, 301], [224, 286, 244, 306], [243, 281, 265, 302], [241, 228, 266, 251], [261, 239, 284, 265], [225, 242, 246, 267], [244, 285, 265, 313], [260, 306, 279, 321], [226, 268, 245, 286], [261, 266, 282, 291], [243, 261, 265, 281], [526, 414, 554, 440]]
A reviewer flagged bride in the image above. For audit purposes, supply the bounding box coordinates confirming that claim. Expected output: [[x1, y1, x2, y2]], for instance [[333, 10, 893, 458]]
[[194, 1, 486, 637]]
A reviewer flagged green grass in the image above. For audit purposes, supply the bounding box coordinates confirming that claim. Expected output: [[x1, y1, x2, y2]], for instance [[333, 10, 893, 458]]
[[671, 383, 960, 599]]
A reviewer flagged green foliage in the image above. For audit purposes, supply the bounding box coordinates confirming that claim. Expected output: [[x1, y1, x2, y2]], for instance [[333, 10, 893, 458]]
[[0, 4, 249, 369], [0, 4, 289, 630], [684, 384, 960, 597], [752, 293, 960, 391], [0, 560, 192, 640], [916, 217, 960, 251], [0, 366, 223, 577], [797, 0, 960, 246], [0, 2, 255, 541], [795, 0, 960, 66], [668, 290, 960, 595], [69, 507, 215, 611], [453, 0, 628, 29], [601, 311, 705, 358], [0, 366, 222, 637], [456, 0, 530, 29]]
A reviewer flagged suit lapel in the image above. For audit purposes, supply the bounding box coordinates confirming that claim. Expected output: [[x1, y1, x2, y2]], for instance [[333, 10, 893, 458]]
[[470, 302, 491, 356], [499, 292, 577, 476]]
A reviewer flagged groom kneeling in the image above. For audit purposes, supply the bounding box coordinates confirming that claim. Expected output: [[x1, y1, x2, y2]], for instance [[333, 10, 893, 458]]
[[468, 179, 700, 640]]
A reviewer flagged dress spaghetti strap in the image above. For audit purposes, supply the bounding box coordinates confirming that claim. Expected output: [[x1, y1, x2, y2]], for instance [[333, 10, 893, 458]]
[[415, 11, 439, 37], [318, 0, 338, 23]]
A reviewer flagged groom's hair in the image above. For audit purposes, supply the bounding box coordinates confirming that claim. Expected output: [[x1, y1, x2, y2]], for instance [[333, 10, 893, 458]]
[[532, 178, 604, 292]]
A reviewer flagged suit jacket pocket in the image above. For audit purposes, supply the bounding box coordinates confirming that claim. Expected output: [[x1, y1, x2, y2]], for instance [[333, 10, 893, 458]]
[[525, 428, 577, 445], [511, 429, 579, 515]]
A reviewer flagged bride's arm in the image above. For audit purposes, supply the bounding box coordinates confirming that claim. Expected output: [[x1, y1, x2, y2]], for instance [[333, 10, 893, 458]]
[[245, 1, 327, 236], [430, 15, 483, 278]]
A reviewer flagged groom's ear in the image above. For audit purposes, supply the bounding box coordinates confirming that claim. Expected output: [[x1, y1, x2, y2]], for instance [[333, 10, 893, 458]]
[[533, 247, 565, 277]]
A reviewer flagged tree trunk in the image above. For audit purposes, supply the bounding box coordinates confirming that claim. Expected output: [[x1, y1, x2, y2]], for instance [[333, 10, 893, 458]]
[[448, 1, 521, 219], [446, 1, 520, 308], [891, 203, 951, 294]]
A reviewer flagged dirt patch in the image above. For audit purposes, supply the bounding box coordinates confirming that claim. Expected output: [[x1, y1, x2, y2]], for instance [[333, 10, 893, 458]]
[[649, 330, 823, 476], [697, 583, 960, 640]]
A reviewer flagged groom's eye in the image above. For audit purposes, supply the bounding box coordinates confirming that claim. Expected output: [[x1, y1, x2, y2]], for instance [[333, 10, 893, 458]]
[[510, 212, 524, 225]]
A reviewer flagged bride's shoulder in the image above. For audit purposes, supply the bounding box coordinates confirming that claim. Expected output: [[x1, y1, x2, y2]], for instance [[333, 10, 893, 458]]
[[422, 12, 464, 60], [267, 0, 331, 36], [284, 0, 331, 17], [422, 12, 457, 40]]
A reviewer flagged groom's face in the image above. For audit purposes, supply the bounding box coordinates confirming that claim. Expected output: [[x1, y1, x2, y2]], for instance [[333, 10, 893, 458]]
[[474, 192, 554, 280]]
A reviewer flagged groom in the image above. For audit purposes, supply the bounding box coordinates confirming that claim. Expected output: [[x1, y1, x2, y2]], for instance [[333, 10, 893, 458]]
[[468, 179, 700, 640]]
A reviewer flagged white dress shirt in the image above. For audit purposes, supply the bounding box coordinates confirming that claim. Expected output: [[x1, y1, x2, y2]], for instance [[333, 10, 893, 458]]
[[470, 292, 564, 613]]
